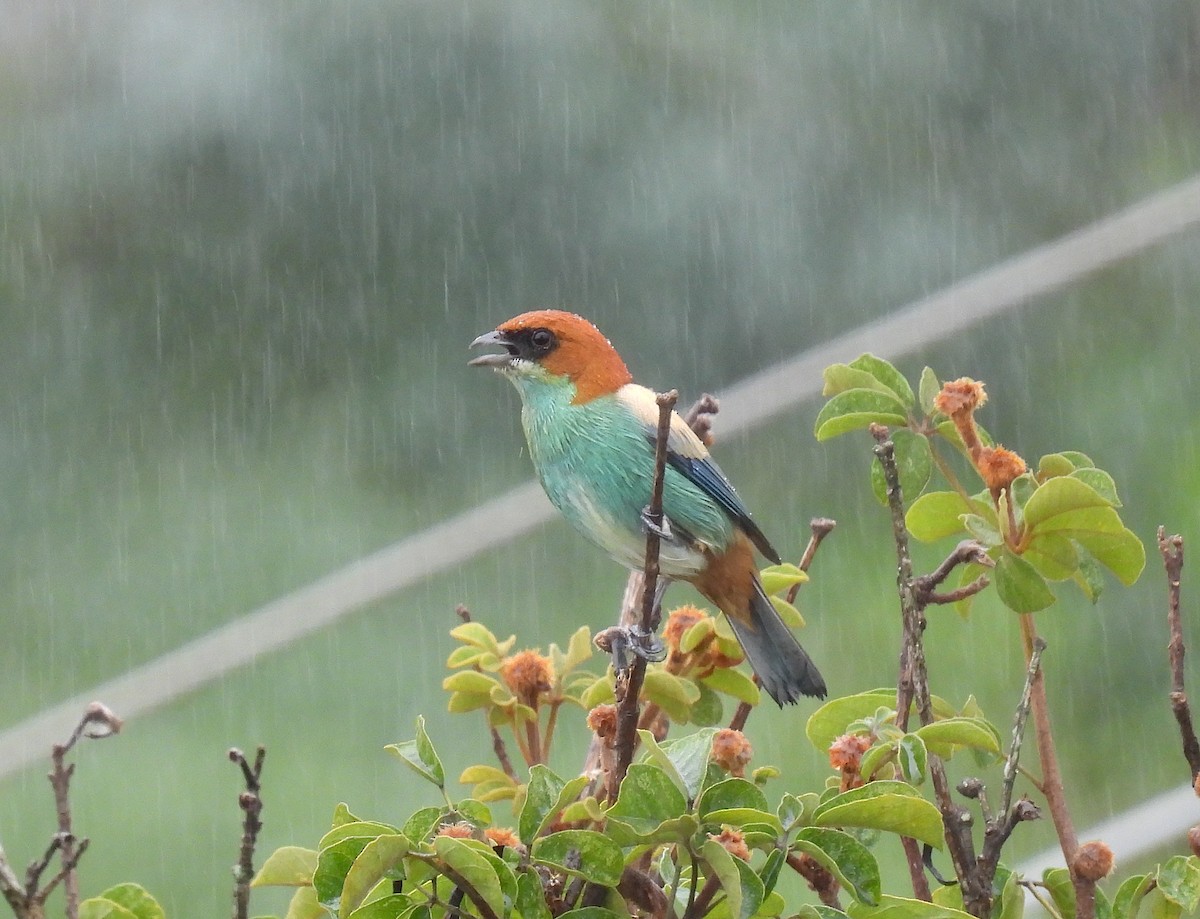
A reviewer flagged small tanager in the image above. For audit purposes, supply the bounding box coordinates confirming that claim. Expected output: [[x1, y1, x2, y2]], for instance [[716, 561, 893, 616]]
[[469, 310, 826, 705]]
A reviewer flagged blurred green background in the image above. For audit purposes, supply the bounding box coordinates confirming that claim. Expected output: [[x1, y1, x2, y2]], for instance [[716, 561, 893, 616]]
[[1, 1, 1199, 914]]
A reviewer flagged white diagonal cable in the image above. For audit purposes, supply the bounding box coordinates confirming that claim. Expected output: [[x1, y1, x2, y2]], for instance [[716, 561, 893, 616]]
[[3, 174, 1200, 779]]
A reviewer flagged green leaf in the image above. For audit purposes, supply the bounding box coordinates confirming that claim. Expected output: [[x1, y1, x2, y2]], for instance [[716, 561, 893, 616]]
[[849, 354, 916, 407], [1043, 868, 1076, 919], [702, 838, 765, 919], [346, 895, 418, 919], [806, 689, 897, 751], [451, 798, 493, 828], [332, 802, 361, 827], [460, 764, 516, 787], [339, 835, 411, 919], [1157, 856, 1200, 912], [871, 429, 933, 506], [760, 563, 809, 597], [1060, 450, 1095, 468], [319, 822, 398, 850], [558, 909, 626, 919], [962, 513, 1001, 547], [449, 622, 512, 655], [770, 595, 806, 628], [85, 885, 164, 919], [385, 716, 445, 789], [702, 668, 762, 705], [516, 870, 553, 919], [914, 718, 1001, 757], [1025, 533, 1080, 581], [812, 782, 943, 849], [823, 364, 901, 398], [1146, 888, 1183, 919], [519, 764, 589, 845], [815, 389, 909, 442], [896, 733, 927, 785], [1070, 468, 1121, 505], [606, 763, 695, 845], [433, 836, 506, 918], [1075, 528, 1146, 585], [691, 681, 726, 725], [1113, 874, 1153, 919], [793, 827, 881, 906], [532, 830, 624, 887], [284, 885, 327, 919], [681, 616, 716, 653], [442, 670, 502, 693], [315, 837, 376, 908], [994, 551, 1056, 613], [703, 808, 784, 835], [906, 492, 978, 542], [402, 807, 443, 843], [78, 899, 138, 919], [254, 846, 318, 887], [642, 669, 701, 721], [641, 728, 717, 800], [565, 625, 593, 669], [1023, 476, 1114, 529], [1037, 453, 1077, 479], [699, 778, 771, 817], [847, 894, 974, 919], [797, 907, 852, 919], [918, 367, 940, 415]]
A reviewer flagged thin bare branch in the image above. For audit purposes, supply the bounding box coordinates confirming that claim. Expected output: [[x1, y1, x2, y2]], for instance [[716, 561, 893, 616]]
[[229, 746, 266, 919], [609, 390, 677, 801], [1159, 528, 1200, 780]]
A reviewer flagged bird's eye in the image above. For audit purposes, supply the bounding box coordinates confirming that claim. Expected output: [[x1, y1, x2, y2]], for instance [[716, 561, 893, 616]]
[[530, 328, 555, 352]]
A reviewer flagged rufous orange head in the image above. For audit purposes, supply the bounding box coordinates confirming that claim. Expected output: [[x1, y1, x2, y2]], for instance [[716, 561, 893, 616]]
[[469, 310, 633, 403]]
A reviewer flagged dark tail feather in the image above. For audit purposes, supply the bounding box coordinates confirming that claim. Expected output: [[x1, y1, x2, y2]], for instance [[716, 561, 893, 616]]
[[726, 583, 826, 706]]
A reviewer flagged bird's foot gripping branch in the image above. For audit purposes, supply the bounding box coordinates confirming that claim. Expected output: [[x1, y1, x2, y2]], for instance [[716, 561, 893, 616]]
[[248, 356, 1200, 919]]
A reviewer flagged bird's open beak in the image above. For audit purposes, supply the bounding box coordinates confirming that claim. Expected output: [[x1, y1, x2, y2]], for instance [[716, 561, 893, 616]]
[[468, 329, 515, 368]]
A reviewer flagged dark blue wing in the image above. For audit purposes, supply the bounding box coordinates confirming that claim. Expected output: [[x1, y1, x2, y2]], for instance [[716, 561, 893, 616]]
[[665, 450, 782, 564]]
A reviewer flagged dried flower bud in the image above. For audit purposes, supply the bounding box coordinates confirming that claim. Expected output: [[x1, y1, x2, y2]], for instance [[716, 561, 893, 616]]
[[587, 704, 618, 740], [1189, 826, 1200, 859], [500, 650, 552, 705], [484, 827, 523, 852], [1072, 840, 1114, 882], [828, 733, 872, 771], [437, 822, 475, 839], [663, 605, 706, 649], [935, 377, 988, 457], [711, 729, 753, 777], [977, 446, 1027, 494], [709, 826, 750, 861], [935, 378, 987, 417]]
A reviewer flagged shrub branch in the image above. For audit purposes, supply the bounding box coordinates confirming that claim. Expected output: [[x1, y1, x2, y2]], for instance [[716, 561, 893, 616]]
[[608, 389, 677, 801], [1158, 528, 1200, 780], [229, 746, 266, 919]]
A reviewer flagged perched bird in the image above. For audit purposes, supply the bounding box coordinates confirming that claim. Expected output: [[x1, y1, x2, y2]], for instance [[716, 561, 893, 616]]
[[469, 310, 826, 705]]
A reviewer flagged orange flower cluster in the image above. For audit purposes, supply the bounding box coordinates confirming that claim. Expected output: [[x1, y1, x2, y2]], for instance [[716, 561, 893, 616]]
[[828, 732, 873, 791], [711, 728, 753, 778], [708, 826, 750, 861], [586, 703, 618, 740], [500, 649, 552, 706], [662, 605, 744, 677], [935, 377, 1026, 497]]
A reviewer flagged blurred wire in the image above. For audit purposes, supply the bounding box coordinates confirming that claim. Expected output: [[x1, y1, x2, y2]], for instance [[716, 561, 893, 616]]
[[2, 173, 1200, 781]]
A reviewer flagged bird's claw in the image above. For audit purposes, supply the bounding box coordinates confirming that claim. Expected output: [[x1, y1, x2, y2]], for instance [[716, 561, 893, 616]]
[[595, 625, 667, 670], [640, 507, 674, 542], [629, 626, 667, 663]]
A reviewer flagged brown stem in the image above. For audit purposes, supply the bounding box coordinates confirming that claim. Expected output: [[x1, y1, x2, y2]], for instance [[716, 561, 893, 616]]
[[787, 851, 843, 909], [1018, 614, 1091, 919], [684, 872, 722, 919], [609, 390, 677, 802], [1159, 528, 1200, 780], [229, 746, 266, 919], [873, 428, 990, 912]]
